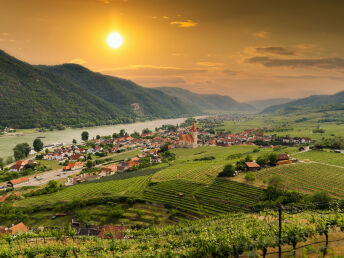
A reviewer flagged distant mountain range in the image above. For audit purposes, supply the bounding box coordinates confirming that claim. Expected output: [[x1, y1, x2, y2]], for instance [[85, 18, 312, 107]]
[[262, 91, 344, 113], [154, 87, 255, 112], [248, 98, 293, 111], [0, 50, 253, 129]]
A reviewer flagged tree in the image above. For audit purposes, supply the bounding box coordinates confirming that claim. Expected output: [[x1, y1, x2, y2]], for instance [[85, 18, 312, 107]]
[[268, 175, 284, 191], [130, 131, 140, 139], [256, 156, 268, 167], [159, 142, 171, 153], [33, 138, 44, 152], [0, 158, 4, 170], [312, 191, 331, 209], [72, 139, 77, 144], [218, 164, 236, 177], [13, 143, 31, 161], [6, 156, 13, 165], [86, 160, 94, 169], [96, 135, 100, 140], [245, 155, 253, 162], [119, 129, 127, 137], [81, 131, 89, 141], [142, 128, 152, 134], [268, 153, 278, 166], [47, 180, 58, 189]]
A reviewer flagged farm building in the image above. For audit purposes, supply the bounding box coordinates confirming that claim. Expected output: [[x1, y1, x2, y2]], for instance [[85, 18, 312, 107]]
[[7, 177, 29, 187], [63, 162, 83, 171], [245, 162, 261, 171], [277, 153, 289, 162], [8, 222, 29, 235]]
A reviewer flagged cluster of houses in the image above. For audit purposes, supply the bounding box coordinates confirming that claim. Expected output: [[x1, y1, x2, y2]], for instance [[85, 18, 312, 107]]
[[216, 128, 312, 147], [65, 149, 162, 186], [9, 160, 37, 172]]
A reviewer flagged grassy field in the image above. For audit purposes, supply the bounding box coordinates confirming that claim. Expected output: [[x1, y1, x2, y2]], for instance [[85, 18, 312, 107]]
[[218, 112, 344, 141], [256, 163, 344, 198], [94, 149, 141, 162], [37, 160, 63, 170], [292, 150, 344, 167]]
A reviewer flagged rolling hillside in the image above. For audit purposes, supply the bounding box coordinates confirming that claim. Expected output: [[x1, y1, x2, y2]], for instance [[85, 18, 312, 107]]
[[155, 87, 255, 112], [0, 50, 197, 128], [262, 91, 344, 113], [0, 50, 125, 129], [248, 98, 293, 111], [39, 64, 199, 118]]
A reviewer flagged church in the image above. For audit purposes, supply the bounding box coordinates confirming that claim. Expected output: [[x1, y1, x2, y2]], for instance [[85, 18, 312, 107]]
[[176, 122, 198, 148]]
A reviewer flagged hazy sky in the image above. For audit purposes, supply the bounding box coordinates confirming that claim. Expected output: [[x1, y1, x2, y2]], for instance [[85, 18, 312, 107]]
[[1, 0, 344, 101]]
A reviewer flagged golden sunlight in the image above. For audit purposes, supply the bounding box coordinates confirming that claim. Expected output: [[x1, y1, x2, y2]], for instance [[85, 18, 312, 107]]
[[106, 32, 123, 49]]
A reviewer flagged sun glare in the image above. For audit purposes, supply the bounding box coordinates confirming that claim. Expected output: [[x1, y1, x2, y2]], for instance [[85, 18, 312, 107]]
[[106, 32, 123, 49]]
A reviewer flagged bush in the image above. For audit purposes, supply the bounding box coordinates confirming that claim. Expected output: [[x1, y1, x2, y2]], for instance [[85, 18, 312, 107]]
[[194, 156, 215, 161], [108, 205, 124, 219], [268, 175, 284, 191], [311, 191, 331, 209], [245, 172, 256, 182], [218, 164, 236, 177]]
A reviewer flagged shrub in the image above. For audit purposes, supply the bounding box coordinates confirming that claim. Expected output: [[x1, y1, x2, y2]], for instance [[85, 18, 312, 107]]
[[218, 164, 236, 177], [245, 172, 256, 182]]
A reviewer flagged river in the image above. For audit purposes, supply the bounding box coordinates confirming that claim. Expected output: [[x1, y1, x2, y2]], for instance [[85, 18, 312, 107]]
[[0, 117, 190, 158]]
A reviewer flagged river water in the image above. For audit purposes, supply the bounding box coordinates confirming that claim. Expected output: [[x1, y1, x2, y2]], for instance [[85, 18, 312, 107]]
[[0, 117, 190, 158]]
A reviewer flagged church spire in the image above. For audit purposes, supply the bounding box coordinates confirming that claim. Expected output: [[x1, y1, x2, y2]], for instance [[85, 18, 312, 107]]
[[191, 122, 197, 132]]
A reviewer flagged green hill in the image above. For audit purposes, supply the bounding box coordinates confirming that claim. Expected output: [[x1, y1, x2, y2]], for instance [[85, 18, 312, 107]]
[[39, 64, 199, 118], [248, 97, 293, 111], [0, 50, 197, 128], [0, 50, 126, 128], [154, 87, 255, 112], [262, 91, 344, 114]]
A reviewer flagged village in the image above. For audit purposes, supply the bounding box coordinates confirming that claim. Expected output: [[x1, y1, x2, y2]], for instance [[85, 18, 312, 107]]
[[2, 119, 315, 189]]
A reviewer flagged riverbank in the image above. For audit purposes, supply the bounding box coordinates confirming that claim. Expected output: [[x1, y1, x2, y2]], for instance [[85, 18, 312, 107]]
[[0, 117, 196, 159]]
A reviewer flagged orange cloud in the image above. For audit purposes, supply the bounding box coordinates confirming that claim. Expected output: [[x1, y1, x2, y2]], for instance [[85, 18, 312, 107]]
[[252, 31, 269, 38], [170, 20, 197, 28]]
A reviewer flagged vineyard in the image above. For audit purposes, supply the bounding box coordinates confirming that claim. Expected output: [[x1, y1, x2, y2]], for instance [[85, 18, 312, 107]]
[[256, 163, 344, 198], [293, 150, 344, 167], [152, 146, 262, 184], [143, 179, 264, 217], [2, 209, 344, 256], [15, 172, 153, 208]]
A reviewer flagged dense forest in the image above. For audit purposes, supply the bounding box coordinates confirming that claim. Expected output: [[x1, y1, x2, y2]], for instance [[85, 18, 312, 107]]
[[0, 50, 198, 129]]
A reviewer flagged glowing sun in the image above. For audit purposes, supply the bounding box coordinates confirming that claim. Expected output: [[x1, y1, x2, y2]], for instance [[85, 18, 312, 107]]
[[106, 32, 123, 49]]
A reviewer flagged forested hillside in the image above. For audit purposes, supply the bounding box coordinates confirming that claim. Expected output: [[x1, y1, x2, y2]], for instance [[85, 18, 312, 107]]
[[0, 50, 196, 128], [0, 50, 258, 129], [0, 50, 126, 128], [155, 87, 255, 112], [262, 91, 344, 114]]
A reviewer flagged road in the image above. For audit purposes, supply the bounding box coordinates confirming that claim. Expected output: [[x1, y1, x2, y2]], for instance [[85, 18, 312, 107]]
[[13, 168, 81, 188]]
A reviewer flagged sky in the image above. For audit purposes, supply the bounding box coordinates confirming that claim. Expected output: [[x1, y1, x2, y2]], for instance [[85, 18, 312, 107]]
[[1, 0, 344, 102]]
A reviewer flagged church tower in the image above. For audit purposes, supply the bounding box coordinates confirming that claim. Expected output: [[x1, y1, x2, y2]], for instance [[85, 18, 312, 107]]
[[191, 122, 198, 148]]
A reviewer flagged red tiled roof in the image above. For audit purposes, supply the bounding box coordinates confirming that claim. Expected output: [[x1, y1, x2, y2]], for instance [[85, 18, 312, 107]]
[[245, 162, 260, 168], [277, 154, 289, 161], [9, 177, 29, 185], [9, 222, 28, 234]]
